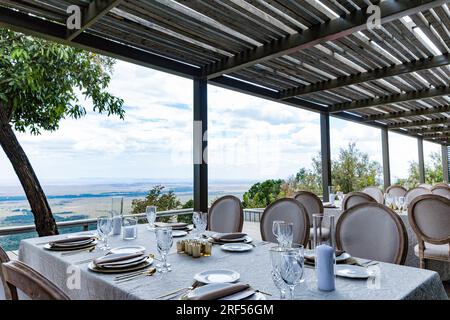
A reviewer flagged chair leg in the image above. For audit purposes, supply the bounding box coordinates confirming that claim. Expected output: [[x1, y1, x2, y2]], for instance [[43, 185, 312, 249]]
[[419, 257, 426, 269]]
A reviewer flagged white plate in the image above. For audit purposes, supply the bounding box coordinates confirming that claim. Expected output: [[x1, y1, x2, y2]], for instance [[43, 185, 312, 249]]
[[88, 259, 152, 274], [101, 256, 153, 269], [335, 265, 372, 279], [305, 250, 351, 262], [210, 236, 253, 244], [172, 230, 188, 237], [220, 243, 253, 252], [109, 246, 146, 255], [194, 269, 240, 284], [184, 283, 265, 300], [43, 241, 97, 251]]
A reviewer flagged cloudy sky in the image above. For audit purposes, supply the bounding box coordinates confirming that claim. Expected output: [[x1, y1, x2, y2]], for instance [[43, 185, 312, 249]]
[[0, 60, 441, 186]]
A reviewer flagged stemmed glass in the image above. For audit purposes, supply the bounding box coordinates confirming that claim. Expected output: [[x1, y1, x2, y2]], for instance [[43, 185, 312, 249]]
[[156, 227, 173, 273], [272, 220, 284, 244], [279, 246, 305, 300], [146, 206, 157, 230], [97, 216, 113, 250], [269, 246, 287, 299], [336, 191, 344, 208], [192, 212, 207, 238], [278, 222, 293, 249], [396, 197, 406, 213], [384, 194, 394, 209]]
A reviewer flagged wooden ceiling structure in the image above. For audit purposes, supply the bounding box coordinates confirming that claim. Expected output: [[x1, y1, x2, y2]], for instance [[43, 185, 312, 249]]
[[0, 0, 449, 145]]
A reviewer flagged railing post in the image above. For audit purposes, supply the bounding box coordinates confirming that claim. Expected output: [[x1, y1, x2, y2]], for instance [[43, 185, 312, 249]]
[[321, 113, 331, 201], [193, 78, 208, 212], [381, 128, 391, 190], [418, 137, 425, 184], [442, 145, 449, 183]]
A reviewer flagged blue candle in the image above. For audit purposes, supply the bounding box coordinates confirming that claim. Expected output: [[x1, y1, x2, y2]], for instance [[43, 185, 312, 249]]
[[316, 244, 335, 291]]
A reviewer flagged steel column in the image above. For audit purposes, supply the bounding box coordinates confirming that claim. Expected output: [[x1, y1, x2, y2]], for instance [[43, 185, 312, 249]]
[[321, 114, 332, 201], [442, 145, 449, 183], [382, 128, 391, 190], [418, 137, 426, 184]]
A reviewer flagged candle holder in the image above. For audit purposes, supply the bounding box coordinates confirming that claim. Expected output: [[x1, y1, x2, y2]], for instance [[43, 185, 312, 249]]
[[176, 239, 212, 258]]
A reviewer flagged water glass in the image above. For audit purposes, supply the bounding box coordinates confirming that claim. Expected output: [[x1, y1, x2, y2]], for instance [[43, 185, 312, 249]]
[[396, 196, 406, 213], [156, 227, 173, 273], [278, 222, 293, 249], [122, 217, 138, 240], [279, 246, 305, 300], [269, 245, 287, 299], [192, 211, 208, 238], [272, 220, 284, 243], [146, 206, 157, 230], [384, 194, 394, 209], [97, 216, 113, 250], [336, 191, 344, 207]]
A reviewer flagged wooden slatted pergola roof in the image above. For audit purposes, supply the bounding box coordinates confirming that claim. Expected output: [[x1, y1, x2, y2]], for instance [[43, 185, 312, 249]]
[[0, 0, 449, 145]]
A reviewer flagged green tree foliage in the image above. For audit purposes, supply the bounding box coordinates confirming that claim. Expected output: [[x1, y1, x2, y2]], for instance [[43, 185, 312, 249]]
[[131, 185, 181, 213], [242, 179, 284, 208], [396, 151, 444, 188]]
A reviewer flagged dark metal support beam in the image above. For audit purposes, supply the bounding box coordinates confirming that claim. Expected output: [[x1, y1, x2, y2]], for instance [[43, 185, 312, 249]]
[[418, 137, 425, 184], [0, 6, 200, 79], [67, 0, 123, 41], [330, 85, 450, 113], [363, 105, 450, 122], [205, 0, 446, 79], [381, 128, 391, 190], [389, 118, 450, 129], [321, 114, 332, 202], [281, 54, 450, 99], [193, 78, 208, 212], [408, 126, 450, 134], [442, 145, 449, 183], [420, 132, 450, 139]]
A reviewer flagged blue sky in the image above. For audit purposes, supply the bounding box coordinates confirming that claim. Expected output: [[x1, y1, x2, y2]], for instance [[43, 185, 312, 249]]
[[0, 60, 441, 186]]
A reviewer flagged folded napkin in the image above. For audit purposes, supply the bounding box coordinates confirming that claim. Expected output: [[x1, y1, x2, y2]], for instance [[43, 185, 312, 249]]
[[155, 222, 188, 229], [93, 252, 144, 267], [49, 236, 95, 247], [212, 232, 247, 241], [323, 203, 337, 208], [305, 250, 346, 261], [188, 283, 250, 300]]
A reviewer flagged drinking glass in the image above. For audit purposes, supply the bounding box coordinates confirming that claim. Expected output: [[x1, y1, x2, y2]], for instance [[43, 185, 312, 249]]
[[146, 206, 157, 230], [192, 211, 207, 238], [122, 217, 138, 240], [396, 196, 406, 213], [97, 216, 113, 250], [269, 245, 287, 299], [384, 194, 394, 209], [272, 220, 284, 243], [336, 191, 344, 208], [156, 227, 173, 273], [278, 222, 293, 249], [279, 246, 305, 300]]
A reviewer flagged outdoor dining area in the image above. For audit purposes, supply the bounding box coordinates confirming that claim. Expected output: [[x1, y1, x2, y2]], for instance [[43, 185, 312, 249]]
[[1, 0, 450, 302]]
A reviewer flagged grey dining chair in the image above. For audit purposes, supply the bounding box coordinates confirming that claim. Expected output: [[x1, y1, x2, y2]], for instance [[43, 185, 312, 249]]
[[208, 195, 243, 233], [385, 185, 407, 198], [260, 198, 310, 247], [336, 203, 408, 265], [294, 191, 328, 243], [418, 183, 432, 190], [430, 186, 450, 199], [0, 245, 9, 300], [408, 195, 450, 269], [405, 187, 432, 206], [361, 186, 384, 204], [341, 192, 377, 210], [1, 260, 70, 300]]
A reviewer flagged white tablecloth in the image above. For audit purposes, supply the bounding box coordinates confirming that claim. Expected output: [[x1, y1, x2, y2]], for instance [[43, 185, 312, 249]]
[[19, 224, 447, 300]]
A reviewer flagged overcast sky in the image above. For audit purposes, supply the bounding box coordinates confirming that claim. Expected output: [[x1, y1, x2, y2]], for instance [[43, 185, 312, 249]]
[[0, 60, 441, 186]]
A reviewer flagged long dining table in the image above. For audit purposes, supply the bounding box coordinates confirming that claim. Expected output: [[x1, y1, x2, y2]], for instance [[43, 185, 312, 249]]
[[18, 224, 447, 300]]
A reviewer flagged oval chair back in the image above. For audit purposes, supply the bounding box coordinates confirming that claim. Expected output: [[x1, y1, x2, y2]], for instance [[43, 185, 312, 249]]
[[336, 203, 407, 264], [405, 187, 432, 206], [208, 195, 243, 233], [385, 185, 407, 198], [260, 198, 310, 247], [361, 186, 384, 203], [430, 186, 450, 199], [342, 192, 377, 210], [294, 191, 323, 227]]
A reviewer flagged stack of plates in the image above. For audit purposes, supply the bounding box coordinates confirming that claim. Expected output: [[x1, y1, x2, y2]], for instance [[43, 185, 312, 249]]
[[154, 222, 193, 231], [44, 236, 97, 251], [88, 252, 153, 274], [209, 233, 253, 244]]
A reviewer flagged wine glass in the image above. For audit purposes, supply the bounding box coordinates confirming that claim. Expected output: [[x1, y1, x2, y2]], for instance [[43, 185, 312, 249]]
[[156, 227, 173, 273], [279, 222, 293, 249], [272, 220, 284, 243], [97, 216, 113, 250], [280, 246, 305, 300], [146, 206, 157, 230], [384, 194, 394, 209], [336, 191, 344, 208], [396, 197, 406, 213], [269, 245, 287, 299], [192, 212, 207, 238]]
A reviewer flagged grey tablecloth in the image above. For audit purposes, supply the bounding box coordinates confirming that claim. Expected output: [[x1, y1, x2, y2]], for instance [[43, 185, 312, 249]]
[[323, 208, 450, 281], [19, 224, 447, 300]]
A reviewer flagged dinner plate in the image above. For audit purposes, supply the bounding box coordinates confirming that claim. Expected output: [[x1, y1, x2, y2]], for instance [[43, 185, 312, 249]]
[[101, 256, 153, 269], [194, 269, 240, 284], [304, 250, 351, 262], [172, 230, 188, 237], [43, 241, 97, 251], [210, 236, 253, 244], [335, 265, 372, 279], [109, 246, 146, 255], [182, 283, 265, 300], [48, 238, 95, 248], [220, 243, 253, 252], [88, 258, 152, 274]]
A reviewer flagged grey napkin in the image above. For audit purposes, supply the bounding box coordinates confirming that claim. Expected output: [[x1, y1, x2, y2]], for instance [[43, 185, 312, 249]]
[[93, 252, 144, 267], [188, 283, 250, 300], [49, 236, 95, 247], [212, 233, 247, 241]]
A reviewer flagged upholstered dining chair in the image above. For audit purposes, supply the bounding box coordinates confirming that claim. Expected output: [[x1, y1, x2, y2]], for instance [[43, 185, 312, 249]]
[[418, 183, 432, 190], [260, 198, 310, 247], [433, 182, 449, 188], [0, 245, 9, 300], [408, 195, 450, 269], [208, 195, 243, 233], [431, 185, 450, 199], [336, 203, 408, 264], [1, 260, 70, 300], [405, 187, 432, 206], [341, 192, 377, 210], [385, 185, 407, 198], [361, 186, 384, 204], [294, 191, 328, 242]]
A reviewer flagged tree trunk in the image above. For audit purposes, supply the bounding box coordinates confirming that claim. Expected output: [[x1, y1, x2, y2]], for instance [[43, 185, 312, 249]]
[[0, 105, 58, 236]]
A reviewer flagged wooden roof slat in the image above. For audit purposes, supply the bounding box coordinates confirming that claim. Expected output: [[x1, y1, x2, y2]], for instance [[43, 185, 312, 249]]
[[387, 117, 450, 128], [363, 104, 450, 121]]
